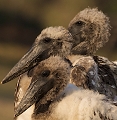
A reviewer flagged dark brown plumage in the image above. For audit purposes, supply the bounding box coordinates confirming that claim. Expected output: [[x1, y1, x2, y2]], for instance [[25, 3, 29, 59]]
[[15, 56, 117, 120], [1, 26, 74, 84], [14, 56, 71, 120], [68, 7, 111, 55], [12, 26, 73, 120], [68, 7, 117, 101], [2, 8, 117, 120]]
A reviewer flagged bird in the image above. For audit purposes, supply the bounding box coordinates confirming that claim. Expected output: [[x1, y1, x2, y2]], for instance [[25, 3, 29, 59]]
[[1, 19, 117, 119], [1, 7, 112, 85], [14, 56, 117, 120], [14, 56, 72, 120], [1, 26, 74, 84], [11, 26, 102, 119], [67, 7, 117, 100], [11, 26, 73, 120], [2, 8, 117, 101], [68, 7, 111, 55]]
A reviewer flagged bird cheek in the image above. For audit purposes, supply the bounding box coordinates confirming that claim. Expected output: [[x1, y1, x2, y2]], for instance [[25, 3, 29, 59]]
[[89, 23, 95, 33], [57, 42, 62, 48]]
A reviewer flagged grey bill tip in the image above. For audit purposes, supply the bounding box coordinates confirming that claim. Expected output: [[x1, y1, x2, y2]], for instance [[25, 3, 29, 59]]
[[1, 48, 51, 84]]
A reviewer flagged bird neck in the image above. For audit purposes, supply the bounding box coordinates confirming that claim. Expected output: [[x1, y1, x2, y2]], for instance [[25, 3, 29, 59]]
[[71, 39, 97, 55], [32, 78, 68, 119]]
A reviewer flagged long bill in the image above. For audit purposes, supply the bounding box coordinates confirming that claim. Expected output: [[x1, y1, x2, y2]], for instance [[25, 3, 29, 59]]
[[1, 45, 50, 84], [14, 77, 54, 118]]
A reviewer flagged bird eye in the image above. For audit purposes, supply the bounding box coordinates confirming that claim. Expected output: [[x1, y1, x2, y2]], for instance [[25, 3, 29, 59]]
[[43, 38, 52, 43], [75, 21, 84, 26], [41, 70, 50, 77]]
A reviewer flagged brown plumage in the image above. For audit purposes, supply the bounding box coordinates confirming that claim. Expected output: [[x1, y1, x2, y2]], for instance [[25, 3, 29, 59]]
[[68, 7, 117, 101], [1, 26, 74, 84], [15, 56, 117, 120], [14, 56, 71, 120], [12, 26, 73, 120], [2, 8, 117, 119], [70, 55, 117, 101], [68, 7, 111, 55], [70, 55, 98, 90]]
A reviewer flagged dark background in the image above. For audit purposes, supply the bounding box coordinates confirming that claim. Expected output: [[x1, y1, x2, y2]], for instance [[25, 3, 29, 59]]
[[0, 0, 117, 119]]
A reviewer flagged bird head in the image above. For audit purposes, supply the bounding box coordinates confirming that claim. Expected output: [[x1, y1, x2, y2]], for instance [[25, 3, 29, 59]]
[[68, 8, 111, 55], [14, 56, 71, 117], [1, 26, 73, 84]]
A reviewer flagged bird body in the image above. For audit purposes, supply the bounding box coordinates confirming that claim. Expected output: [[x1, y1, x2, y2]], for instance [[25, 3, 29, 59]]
[[52, 88, 117, 120], [70, 55, 117, 101]]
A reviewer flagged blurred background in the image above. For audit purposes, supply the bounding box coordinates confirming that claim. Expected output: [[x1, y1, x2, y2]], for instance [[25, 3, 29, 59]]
[[0, 0, 117, 119]]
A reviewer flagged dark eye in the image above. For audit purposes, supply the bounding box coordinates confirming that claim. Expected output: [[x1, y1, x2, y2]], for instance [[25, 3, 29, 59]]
[[43, 38, 52, 43], [75, 21, 84, 26], [41, 70, 50, 77]]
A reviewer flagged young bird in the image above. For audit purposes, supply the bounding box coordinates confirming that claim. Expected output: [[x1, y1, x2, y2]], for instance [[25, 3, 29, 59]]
[[68, 7, 117, 100], [1, 26, 74, 84], [12, 26, 73, 120], [2, 8, 117, 111], [2, 15, 117, 102], [68, 7, 110, 55], [15, 56, 117, 120]]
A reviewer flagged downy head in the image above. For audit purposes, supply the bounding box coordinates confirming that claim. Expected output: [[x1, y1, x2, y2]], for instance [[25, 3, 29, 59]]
[[1, 26, 74, 84], [68, 8, 111, 55], [14, 56, 72, 118]]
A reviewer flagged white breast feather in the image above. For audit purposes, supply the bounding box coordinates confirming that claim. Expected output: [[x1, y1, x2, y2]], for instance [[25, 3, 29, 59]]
[[52, 86, 117, 120]]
